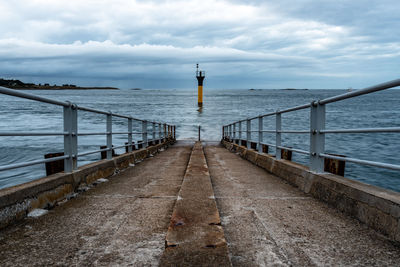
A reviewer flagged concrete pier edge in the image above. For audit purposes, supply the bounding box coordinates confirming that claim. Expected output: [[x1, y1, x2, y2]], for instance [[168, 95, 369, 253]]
[[0, 138, 176, 229], [221, 140, 400, 243]]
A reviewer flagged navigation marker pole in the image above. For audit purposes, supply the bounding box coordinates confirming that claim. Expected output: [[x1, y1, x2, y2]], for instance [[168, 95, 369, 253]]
[[196, 63, 205, 107]]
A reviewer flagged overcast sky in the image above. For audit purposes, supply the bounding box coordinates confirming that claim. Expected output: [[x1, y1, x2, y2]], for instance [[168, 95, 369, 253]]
[[0, 0, 399, 89]]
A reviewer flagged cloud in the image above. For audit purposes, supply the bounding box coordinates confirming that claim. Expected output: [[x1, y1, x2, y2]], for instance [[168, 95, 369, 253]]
[[0, 0, 399, 89]]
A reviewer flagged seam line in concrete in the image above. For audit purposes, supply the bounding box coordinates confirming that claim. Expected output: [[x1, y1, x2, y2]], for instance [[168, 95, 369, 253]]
[[159, 141, 232, 266]]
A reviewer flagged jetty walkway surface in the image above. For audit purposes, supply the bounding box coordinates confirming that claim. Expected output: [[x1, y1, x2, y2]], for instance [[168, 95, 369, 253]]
[[1, 141, 400, 266]]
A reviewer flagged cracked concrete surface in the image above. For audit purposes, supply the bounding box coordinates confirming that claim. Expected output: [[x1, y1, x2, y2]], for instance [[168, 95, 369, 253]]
[[0, 143, 193, 266], [204, 145, 400, 266]]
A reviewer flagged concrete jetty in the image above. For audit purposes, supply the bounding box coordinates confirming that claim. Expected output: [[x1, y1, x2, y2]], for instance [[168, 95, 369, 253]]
[[1, 141, 400, 266]]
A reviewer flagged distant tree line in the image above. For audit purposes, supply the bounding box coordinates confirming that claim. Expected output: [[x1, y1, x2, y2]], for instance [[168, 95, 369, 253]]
[[0, 78, 77, 89], [0, 78, 118, 90]]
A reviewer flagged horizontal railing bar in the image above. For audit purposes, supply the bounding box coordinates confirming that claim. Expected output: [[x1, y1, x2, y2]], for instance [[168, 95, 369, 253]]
[[278, 103, 311, 114], [248, 112, 277, 121], [0, 155, 69, 172], [0, 86, 70, 107], [112, 113, 135, 120], [0, 129, 171, 137], [261, 142, 276, 148], [0, 132, 68, 136], [78, 137, 167, 158], [76, 106, 111, 116], [261, 112, 277, 118], [319, 78, 400, 105], [233, 140, 308, 155], [230, 130, 309, 134], [232, 139, 308, 155], [78, 132, 107, 136], [77, 148, 110, 157], [278, 130, 310, 134], [277, 146, 310, 155], [320, 127, 400, 134], [247, 115, 259, 121], [319, 153, 400, 171], [113, 144, 129, 149], [226, 104, 310, 126], [77, 106, 151, 122]]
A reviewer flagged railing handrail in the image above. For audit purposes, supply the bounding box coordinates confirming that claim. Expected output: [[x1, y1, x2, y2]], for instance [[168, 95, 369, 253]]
[[222, 78, 400, 175], [319, 78, 400, 105], [0, 86, 71, 107], [225, 78, 400, 124], [0, 86, 160, 123], [0, 86, 177, 176]]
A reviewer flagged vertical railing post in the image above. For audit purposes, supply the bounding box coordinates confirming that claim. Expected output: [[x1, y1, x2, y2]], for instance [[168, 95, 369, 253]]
[[233, 123, 236, 142], [71, 105, 77, 170], [164, 123, 167, 141], [246, 119, 251, 149], [127, 117, 133, 152], [310, 101, 326, 172], [276, 111, 281, 160], [228, 124, 231, 141], [63, 104, 72, 171], [158, 123, 161, 143], [142, 120, 148, 148], [106, 113, 112, 159], [174, 125, 176, 140], [152, 122, 156, 145], [198, 125, 201, 141], [258, 116, 263, 153], [63, 102, 77, 172], [238, 121, 242, 146]]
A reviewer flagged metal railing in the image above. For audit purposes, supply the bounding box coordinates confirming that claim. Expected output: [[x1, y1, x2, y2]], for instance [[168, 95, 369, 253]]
[[222, 79, 400, 173], [0, 86, 176, 173]]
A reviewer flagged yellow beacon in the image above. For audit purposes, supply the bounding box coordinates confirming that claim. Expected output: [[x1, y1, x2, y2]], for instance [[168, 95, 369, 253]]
[[196, 63, 205, 107]]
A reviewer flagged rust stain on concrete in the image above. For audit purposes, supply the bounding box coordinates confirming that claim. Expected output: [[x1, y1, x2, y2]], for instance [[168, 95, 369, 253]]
[[160, 142, 232, 266]]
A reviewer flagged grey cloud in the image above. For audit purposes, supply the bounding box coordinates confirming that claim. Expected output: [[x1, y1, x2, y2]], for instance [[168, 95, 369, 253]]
[[0, 0, 399, 89]]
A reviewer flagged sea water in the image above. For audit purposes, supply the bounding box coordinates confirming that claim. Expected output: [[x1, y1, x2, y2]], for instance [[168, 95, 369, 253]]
[[0, 88, 399, 191]]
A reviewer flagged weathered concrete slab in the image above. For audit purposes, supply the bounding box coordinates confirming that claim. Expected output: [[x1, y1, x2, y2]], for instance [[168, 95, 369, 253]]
[[222, 140, 400, 244], [160, 142, 232, 266], [0, 142, 192, 266], [205, 144, 400, 266], [0, 139, 175, 229]]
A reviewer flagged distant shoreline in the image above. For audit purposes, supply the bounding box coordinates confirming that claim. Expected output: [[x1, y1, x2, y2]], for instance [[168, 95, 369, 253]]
[[0, 78, 119, 90], [14, 87, 119, 90]]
